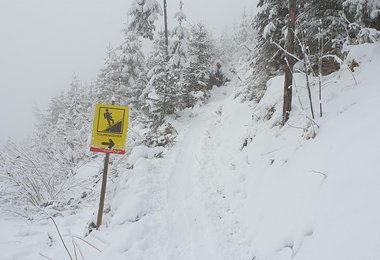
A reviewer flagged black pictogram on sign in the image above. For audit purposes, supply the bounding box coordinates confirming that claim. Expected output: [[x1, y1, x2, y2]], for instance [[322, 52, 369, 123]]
[[97, 107, 125, 134]]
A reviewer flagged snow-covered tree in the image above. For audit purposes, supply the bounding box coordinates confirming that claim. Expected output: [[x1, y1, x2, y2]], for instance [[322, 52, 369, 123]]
[[344, 0, 380, 29], [94, 30, 146, 108], [128, 0, 163, 40], [166, 0, 189, 109], [148, 33, 184, 113], [168, 0, 189, 69], [93, 46, 122, 104], [208, 61, 230, 87], [298, 0, 346, 64], [217, 27, 237, 66], [117, 29, 146, 108], [36, 76, 92, 167], [0, 76, 94, 218], [343, 0, 380, 44], [233, 9, 255, 49], [183, 23, 214, 107], [141, 32, 181, 147]]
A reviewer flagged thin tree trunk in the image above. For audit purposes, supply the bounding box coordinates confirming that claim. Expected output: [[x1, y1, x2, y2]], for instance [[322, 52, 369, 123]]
[[304, 55, 315, 119], [318, 58, 323, 117], [282, 0, 296, 125], [163, 0, 169, 61], [301, 29, 315, 120], [318, 20, 323, 117]]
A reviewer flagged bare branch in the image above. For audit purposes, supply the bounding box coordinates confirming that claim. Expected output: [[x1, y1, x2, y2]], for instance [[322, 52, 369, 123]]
[[309, 170, 328, 179], [72, 235, 102, 252], [39, 253, 53, 260], [50, 217, 73, 260]]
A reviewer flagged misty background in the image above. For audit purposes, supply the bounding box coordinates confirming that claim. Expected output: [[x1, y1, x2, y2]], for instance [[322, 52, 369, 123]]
[[0, 0, 256, 143]]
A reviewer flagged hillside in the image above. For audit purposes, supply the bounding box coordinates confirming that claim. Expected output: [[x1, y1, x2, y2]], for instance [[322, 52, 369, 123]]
[[1, 43, 380, 260]]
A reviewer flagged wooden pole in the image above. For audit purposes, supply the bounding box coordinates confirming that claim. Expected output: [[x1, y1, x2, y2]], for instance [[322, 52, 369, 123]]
[[96, 152, 110, 229], [96, 99, 115, 230]]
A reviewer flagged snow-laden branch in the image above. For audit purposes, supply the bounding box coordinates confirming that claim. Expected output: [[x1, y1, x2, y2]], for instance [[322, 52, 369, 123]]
[[271, 40, 302, 63]]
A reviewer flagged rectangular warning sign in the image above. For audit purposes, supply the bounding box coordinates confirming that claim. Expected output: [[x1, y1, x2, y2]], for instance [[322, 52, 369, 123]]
[[90, 104, 129, 154]]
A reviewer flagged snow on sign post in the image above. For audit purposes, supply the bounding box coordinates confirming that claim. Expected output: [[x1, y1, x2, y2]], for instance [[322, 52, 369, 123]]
[[90, 103, 129, 229], [90, 103, 130, 154]]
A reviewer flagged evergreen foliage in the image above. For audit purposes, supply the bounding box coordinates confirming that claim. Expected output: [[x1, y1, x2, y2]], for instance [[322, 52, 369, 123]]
[[343, 0, 380, 44], [246, 0, 288, 101], [218, 28, 237, 67], [0, 76, 94, 217], [169, 0, 189, 69], [183, 23, 214, 107], [233, 9, 255, 50], [118, 30, 146, 109], [94, 30, 146, 108], [209, 61, 230, 87], [39, 76, 92, 167], [343, 0, 380, 29], [0, 11, 223, 214], [298, 0, 346, 63], [93, 47, 122, 104], [128, 0, 163, 40], [141, 32, 183, 147]]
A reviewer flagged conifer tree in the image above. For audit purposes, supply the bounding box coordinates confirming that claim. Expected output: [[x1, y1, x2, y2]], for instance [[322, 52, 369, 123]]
[[94, 46, 121, 104], [183, 23, 214, 107], [1, 76, 95, 218], [0, 76, 93, 217], [128, 0, 163, 40], [141, 32, 181, 147], [128, 0, 170, 58], [298, 0, 346, 65], [147, 33, 177, 118], [37, 76, 92, 166], [218, 27, 236, 66], [247, 0, 288, 101], [118, 29, 146, 108], [169, 0, 189, 69], [166, 0, 188, 110], [94, 30, 146, 108], [233, 9, 255, 49], [343, 0, 380, 30]]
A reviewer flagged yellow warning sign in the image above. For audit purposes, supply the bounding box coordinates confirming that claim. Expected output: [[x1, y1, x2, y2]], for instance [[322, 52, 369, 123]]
[[90, 104, 129, 154]]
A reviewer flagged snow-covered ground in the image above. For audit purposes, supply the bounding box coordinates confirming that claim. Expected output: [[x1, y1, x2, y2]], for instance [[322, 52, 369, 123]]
[[1, 43, 380, 260]]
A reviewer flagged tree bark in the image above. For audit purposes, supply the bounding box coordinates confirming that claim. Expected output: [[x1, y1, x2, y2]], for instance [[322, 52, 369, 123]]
[[282, 0, 296, 125]]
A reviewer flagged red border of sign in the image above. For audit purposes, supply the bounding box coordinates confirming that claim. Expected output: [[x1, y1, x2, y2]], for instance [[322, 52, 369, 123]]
[[90, 147, 125, 155]]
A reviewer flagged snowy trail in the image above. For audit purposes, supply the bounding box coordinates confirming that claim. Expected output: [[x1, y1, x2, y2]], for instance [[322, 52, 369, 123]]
[[165, 91, 228, 260]]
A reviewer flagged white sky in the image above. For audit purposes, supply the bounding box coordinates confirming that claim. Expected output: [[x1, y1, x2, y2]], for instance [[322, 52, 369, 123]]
[[0, 0, 256, 143]]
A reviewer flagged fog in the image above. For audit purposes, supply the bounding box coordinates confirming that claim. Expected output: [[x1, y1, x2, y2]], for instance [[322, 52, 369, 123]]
[[0, 0, 256, 143]]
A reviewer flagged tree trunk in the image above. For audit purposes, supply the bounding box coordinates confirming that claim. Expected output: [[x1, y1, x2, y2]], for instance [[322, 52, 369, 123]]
[[163, 0, 169, 61], [282, 0, 296, 125]]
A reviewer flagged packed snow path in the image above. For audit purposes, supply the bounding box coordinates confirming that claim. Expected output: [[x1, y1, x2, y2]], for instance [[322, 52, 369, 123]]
[[166, 111, 219, 259], [165, 88, 232, 259]]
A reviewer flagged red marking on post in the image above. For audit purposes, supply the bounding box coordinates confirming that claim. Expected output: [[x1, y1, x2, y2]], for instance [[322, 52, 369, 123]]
[[90, 147, 125, 154]]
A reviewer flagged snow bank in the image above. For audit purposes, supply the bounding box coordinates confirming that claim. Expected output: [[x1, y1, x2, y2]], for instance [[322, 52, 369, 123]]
[[2, 43, 380, 260]]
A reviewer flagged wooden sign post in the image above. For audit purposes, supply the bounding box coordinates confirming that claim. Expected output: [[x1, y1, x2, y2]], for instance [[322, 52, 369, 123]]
[[90, 100, 130, 229]]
